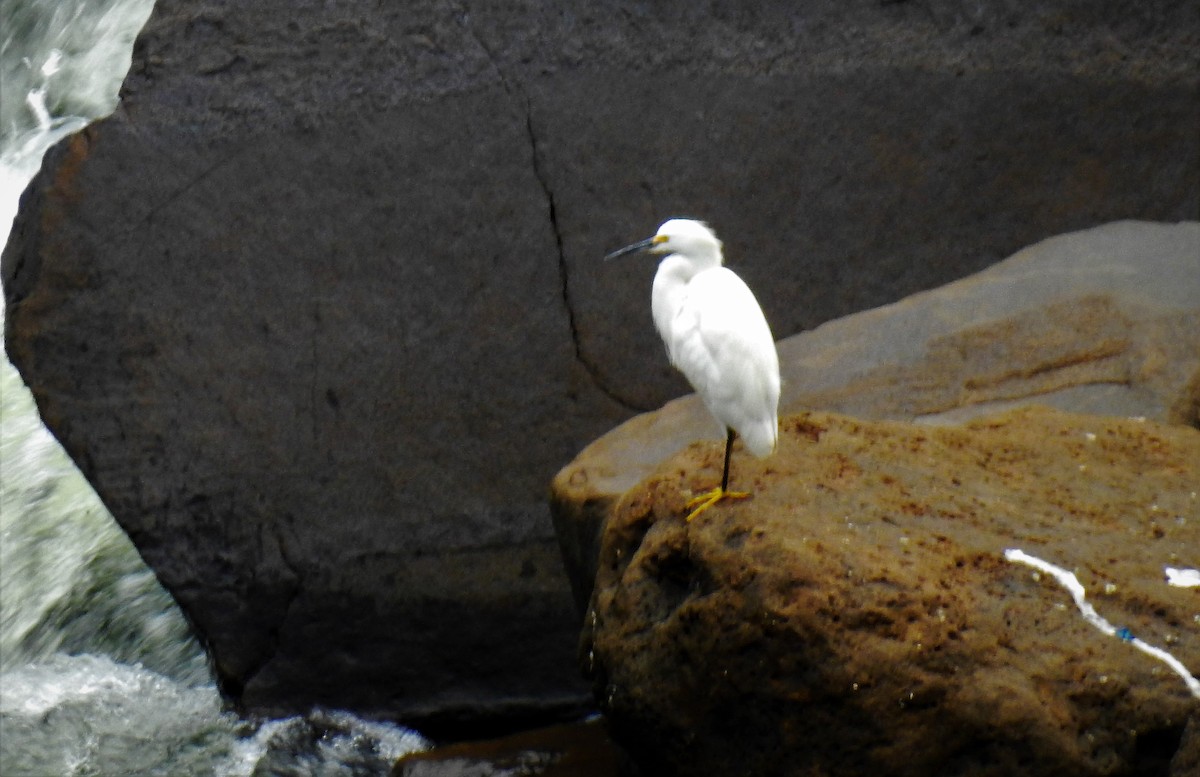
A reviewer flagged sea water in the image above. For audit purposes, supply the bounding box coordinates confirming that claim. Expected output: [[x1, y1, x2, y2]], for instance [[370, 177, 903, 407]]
[[0, 1, 428, 773]]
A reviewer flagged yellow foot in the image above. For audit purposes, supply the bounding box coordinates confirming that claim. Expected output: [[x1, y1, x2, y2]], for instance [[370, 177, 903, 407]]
[[684, 487, 751, 522]]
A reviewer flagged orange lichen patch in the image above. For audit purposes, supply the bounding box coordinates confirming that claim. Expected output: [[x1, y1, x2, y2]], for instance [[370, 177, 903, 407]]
[[53, 131, 95, 205]]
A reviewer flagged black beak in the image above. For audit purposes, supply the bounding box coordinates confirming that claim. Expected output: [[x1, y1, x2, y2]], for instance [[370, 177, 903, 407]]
[[604, 236, 656, 261]]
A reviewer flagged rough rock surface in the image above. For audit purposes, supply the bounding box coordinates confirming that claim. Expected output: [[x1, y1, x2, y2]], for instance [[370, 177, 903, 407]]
[[553, 220, 1200, 611], [3, 0, 1198, 725], [1174, 716, 1200, 775], [392, 719, 623, 777], [582, 407, 1200, 776]]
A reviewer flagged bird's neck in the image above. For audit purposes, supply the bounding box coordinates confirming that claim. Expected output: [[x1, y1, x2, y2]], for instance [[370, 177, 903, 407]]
[[652, 253, 721, 337], [661, 249, 722, 280]]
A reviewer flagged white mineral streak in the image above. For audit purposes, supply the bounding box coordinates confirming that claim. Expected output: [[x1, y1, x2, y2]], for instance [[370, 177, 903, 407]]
[[1004, 548, 1200, 699]]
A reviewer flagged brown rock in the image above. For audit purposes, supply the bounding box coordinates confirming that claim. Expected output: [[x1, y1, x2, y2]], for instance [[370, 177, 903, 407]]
[[583, 407, 1199, 776], [1174, 716, 1200, 776], [780, 221, 1200, 427], [553, 221, 1200, 611], [392, 718, 624, 777]]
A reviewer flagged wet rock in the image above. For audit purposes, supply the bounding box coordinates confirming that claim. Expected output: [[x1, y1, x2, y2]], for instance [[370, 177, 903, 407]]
[[247, 709, 427, 777], [582, 407, 1200, 776], [4, 0, 1197, 727], [1173, 716, 1200, 776], [553, 220, 1200, 610], [392, 719, 623, 777]]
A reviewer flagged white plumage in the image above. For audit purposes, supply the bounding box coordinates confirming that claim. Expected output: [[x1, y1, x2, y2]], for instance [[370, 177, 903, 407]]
[[607, 219, 780, 520]]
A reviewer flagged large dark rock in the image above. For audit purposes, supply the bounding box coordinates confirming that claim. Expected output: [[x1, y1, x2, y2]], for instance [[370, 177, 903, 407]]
[[4, 0, 1198, 727]]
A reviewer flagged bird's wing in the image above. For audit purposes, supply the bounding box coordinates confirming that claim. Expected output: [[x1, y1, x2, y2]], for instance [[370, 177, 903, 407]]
[[670, 268, 780, 455]]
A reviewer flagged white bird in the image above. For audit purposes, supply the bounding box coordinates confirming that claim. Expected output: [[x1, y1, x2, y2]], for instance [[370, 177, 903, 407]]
[[606, 219, 780, 521]]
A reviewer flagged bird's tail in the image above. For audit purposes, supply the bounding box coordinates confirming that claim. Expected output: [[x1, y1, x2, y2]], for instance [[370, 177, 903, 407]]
[[740, 417, 778, 459]]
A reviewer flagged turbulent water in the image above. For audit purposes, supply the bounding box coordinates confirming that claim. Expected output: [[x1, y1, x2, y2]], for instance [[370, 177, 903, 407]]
[[0, 1, 428, 773]]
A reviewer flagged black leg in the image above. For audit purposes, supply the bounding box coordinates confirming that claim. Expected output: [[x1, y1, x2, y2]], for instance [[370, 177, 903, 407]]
[[685, 428, 750, 522], [720, 427, 735, 491]]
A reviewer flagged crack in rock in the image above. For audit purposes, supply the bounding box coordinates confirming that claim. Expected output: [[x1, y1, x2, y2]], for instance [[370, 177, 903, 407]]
[[457, 7, 642, 411], [237, 522, 304, 694], [97, 145, 249, 251], [523, 104, 643, 412]]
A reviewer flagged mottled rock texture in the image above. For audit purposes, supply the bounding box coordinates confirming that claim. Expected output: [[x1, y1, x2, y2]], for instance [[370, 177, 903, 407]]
[[553, 221, 1200, 611], [3, 0, 1198, 728], [582, 408, 1199, 776]]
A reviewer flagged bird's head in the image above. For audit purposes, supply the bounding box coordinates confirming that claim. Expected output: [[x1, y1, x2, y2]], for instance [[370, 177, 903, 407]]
[[605, 218, 724, 266]]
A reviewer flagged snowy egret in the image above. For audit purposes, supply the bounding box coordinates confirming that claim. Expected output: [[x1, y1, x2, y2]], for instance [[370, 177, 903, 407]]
[[606, 219, 780, 522]]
